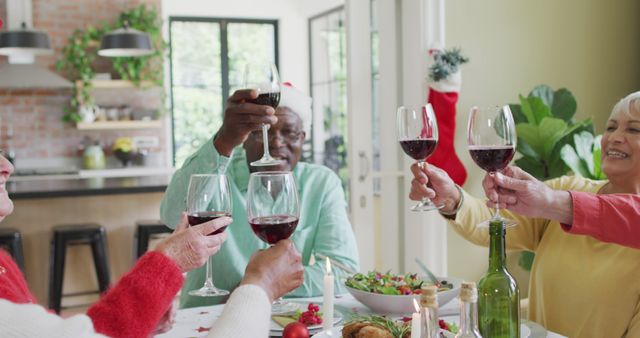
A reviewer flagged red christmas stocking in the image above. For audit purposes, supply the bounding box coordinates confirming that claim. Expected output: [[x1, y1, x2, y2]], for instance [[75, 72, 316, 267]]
[[427, 88, 467, 186]]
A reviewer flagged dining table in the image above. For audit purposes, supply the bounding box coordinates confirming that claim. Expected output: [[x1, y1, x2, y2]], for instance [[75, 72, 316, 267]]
[[156, 293, 567, 338]]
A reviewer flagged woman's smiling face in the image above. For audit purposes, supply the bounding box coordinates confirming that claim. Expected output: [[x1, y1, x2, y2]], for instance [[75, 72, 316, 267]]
[[601, 94, 640, 182]]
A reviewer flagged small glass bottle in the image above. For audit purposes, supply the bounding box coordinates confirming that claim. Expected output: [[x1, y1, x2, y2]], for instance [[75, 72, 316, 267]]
[[455, 281, 483, 338], [420, 284, 439, 338]]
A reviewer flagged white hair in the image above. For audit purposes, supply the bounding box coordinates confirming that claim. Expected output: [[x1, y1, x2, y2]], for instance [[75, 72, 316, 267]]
[[610, 91, 640, 120], [279, 85, 312, 134]]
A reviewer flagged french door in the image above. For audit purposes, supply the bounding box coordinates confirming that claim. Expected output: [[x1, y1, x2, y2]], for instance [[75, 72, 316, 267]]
[[344, 0, 448, 275]]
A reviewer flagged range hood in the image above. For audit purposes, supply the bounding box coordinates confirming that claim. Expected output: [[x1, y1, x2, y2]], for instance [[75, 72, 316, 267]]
[[0, 0, 72, 89], [0, 64, 73, 88]]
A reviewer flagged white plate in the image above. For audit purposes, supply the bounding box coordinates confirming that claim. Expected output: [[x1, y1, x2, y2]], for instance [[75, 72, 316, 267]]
[[313, 323, 533, 338], [439, 315, 532, 338], [311, 326, 342, 337], [270, 303, 343, 337]]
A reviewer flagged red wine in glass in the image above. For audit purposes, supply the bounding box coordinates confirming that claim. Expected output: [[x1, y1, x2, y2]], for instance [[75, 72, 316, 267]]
[[249, 215, 299, 245], [186, 174, 232, 297], [397, 104, 442, 211], [399, 139, 438, 160], [245, 62, 284, 167], [246, 171, 299, 313], [247, 92, 280, 109], [188, 211, 231, 235], [469, 145, 515, 172], [467, 105, 517, 228]]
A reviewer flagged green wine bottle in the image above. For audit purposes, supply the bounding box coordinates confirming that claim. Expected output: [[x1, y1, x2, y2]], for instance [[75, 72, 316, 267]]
[[477, 220, 520, 338]]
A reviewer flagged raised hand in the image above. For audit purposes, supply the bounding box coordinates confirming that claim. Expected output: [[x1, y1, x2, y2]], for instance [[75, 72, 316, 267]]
[[409, 162, 461, 213], [155, 213, 230, 273], [484, 166, 571, 223], [214, 89, 278, 156], [240, 239, 304, 302]]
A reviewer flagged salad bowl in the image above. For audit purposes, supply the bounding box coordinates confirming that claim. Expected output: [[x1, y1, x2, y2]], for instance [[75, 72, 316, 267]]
[[344, 271, 462, 314]]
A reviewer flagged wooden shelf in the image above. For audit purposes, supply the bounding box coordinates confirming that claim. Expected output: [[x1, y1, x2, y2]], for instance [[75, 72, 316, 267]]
[[75, 79, 157, 89], [76, 120, 162, 130]]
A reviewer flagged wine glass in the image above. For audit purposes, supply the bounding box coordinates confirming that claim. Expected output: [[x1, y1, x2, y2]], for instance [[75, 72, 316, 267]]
[[186, 174, 232, 297], [244, 62, 285, 167], [397, 104, 443, 211], [467, 106, 517, 228], [246, 171, 300, 313]]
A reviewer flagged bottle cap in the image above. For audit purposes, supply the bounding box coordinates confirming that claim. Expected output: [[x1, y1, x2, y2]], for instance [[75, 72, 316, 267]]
[[420, 285, 438, 308], [459, 281, 478, 302], [421, 284, 438, 295]]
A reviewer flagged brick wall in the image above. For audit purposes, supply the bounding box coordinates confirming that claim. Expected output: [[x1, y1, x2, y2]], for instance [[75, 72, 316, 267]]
[[0, 0, 167, 169]]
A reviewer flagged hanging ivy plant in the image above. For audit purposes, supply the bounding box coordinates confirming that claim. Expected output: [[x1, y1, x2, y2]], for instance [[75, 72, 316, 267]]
[[111, 4, 166, 87], [56, 4, 166, 123]]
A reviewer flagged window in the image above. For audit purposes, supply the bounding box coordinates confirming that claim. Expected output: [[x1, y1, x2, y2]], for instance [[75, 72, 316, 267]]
[[170, 18, 278, 167], [309, 7, 348, 191]]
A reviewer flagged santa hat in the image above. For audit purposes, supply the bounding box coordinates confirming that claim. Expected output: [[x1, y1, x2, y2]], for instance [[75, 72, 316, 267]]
[[280, 82, 312, 134]]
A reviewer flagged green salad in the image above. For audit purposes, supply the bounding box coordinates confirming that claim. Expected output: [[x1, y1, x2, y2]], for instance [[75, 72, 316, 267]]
[[345, 271, 453, 295]]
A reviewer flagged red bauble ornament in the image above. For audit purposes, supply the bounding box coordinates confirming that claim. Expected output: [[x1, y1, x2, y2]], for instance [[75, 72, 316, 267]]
[[282, 322, 310, 338]]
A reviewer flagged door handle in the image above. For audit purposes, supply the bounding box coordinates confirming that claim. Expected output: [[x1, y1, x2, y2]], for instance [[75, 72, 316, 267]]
[[358, 151, 370, 182]]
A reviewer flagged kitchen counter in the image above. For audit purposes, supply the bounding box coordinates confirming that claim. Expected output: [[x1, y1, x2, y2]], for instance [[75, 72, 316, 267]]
[[8, 174, 172, 199], [4, 170, 173, 306]]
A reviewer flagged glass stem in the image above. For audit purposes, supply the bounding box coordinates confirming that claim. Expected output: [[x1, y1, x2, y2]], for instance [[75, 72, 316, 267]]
[[490, 171, 501, 221], [204, 255, 214, 288], [261, 124, 270, 158], [418, 160, 429, 205]]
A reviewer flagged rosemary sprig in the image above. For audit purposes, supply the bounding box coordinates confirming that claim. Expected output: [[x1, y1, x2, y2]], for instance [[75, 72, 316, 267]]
[[345, 314, 411, 338]]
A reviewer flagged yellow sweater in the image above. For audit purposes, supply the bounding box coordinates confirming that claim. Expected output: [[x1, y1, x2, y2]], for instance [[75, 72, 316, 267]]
[[449, 175, 640, 338]]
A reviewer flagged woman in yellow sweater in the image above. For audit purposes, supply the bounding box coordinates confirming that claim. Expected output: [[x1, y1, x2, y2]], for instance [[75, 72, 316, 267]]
[[408, 91, 640, 338]]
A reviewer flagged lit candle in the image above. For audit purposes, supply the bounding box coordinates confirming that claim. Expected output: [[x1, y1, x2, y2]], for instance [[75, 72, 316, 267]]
[[323, 257, 334, 334], [411, 298, 421, 338]]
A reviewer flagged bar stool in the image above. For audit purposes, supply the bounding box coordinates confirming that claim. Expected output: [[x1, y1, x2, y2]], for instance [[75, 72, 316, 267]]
[[0, 228, 25, 273], [134, 220, 172, 259], [48, 224, 110, 314]]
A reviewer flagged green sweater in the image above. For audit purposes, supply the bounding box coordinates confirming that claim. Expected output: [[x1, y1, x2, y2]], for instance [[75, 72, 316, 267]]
[[160, 139, 360, 308]]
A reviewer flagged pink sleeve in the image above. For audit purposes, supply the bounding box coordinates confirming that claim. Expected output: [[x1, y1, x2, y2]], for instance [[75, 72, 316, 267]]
[[87, 251, 184, 338], [562, 191, 640, 249]]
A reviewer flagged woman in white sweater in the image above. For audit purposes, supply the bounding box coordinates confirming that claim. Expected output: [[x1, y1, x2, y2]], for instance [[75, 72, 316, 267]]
[[0, 239, 303, 338]]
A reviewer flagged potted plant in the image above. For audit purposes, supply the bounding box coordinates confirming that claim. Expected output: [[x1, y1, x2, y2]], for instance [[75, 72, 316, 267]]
[[509, 84, 602, 269], [56, 4, 166, 123], [112, 137, 136, 167]]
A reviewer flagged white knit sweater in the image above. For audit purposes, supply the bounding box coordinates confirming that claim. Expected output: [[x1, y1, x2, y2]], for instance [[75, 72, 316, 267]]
[[0, 299, 107, 338], [0, 284, 271, 338], [207, 284, 272, 338]]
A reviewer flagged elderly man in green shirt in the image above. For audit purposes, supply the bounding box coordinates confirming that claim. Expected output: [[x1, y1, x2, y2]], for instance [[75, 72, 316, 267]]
[[160, 85, 360, 308]]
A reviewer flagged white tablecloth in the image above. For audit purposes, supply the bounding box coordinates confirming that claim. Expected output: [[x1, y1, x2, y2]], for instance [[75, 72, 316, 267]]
[[156, 294, 566, 338]]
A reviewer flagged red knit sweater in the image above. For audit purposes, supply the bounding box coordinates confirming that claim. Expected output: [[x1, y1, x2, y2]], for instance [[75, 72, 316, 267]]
[[0, 250, 184, 338]]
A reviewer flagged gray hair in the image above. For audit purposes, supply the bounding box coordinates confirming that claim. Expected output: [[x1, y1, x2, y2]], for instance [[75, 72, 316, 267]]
[[610, 91, 640, 120]]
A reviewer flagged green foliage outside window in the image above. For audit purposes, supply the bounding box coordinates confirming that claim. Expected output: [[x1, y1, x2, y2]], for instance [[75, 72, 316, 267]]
[[170, 20, 276, 168]]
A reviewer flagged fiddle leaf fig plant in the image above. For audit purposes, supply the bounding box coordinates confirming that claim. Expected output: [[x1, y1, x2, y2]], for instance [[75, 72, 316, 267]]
[[560, 132, 607, 180], [509, 85, 594, 181], [509, 85, 597, 270]]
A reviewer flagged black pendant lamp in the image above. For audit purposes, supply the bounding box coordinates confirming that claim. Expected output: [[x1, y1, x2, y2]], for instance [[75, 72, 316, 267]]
[[98, 21, 153, 57], [0, 22, 52, 56]]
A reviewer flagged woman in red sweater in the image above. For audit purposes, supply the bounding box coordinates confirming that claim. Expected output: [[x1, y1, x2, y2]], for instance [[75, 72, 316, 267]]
[[0, 152, 230, 337]]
